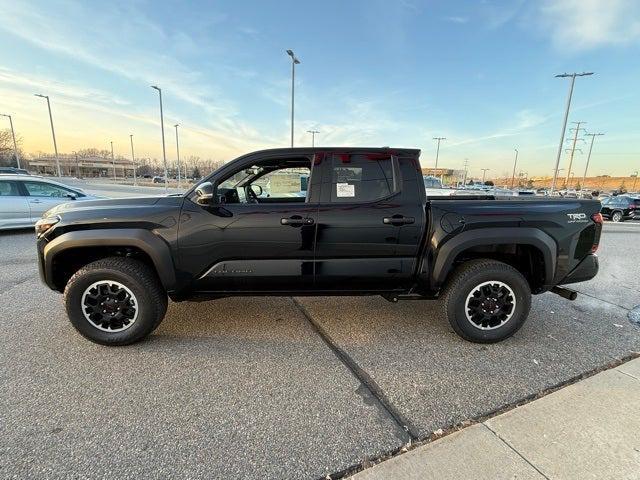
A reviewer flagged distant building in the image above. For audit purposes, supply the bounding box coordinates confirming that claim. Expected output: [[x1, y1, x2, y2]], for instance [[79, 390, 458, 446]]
[[421, 167, 466, 184], [29, 154, 135, 177]]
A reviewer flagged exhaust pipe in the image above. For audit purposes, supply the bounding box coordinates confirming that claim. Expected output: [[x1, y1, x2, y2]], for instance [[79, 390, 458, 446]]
[[551, 286, 578, 301]]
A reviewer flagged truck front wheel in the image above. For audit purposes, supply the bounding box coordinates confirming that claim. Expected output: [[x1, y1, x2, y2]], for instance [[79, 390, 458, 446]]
[[442, 259, 531, 343], [63, 257, 168, 346]]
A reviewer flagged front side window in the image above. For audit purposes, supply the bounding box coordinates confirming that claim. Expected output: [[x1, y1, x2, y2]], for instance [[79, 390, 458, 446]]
[[330, 154, 397, 203], [250, 167, 310, 199], [22, 181, 77, 198]]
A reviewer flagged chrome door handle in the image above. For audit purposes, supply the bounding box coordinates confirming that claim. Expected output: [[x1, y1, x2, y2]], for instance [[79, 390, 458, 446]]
[[29, 199, 43, 204], [281, 216, 314, 226]]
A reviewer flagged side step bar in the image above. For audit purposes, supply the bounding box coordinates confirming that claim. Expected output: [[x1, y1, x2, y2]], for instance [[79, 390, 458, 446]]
[[551, 286, 578, 301]]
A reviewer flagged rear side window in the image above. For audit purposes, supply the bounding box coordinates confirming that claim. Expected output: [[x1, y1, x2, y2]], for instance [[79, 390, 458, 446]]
[[633, 199, 640, 206], [0, 181, 20, 196], [330, 154, 397, 203]]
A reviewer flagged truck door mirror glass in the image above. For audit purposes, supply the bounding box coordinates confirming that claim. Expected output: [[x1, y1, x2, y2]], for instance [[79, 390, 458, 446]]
[[195, 181, 215, 205]]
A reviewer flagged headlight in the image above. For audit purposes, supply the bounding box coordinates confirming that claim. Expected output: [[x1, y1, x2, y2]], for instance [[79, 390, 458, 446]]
[[35, 216, 61, 238]]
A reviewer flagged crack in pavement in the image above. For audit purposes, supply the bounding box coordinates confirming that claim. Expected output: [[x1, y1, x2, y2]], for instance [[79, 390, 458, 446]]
[[482, 423, 551, 480], [572, 289, 632, 311], [291, 297, 420, 442]]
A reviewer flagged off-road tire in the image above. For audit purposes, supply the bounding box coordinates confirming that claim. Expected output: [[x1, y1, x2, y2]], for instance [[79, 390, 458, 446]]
[[442, 259, 531, 343], [64, 257, 167, 346]]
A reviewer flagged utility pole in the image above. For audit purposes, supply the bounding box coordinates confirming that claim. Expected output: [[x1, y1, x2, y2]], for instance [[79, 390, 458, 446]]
[[174, 124, 181, 188], [75, 152, 80, 178], [551, 72, 594, 193], [462, 159, 469, 187], [151, 85, 169, 191], [510, 148, 518, 189], [582, 132, 604, 191], [432, 137, 446, 176], [307, 130, 319, 147], [34, 94, 61, 177], [565, 121, 586, 188], [481, 168, 490, 183], [130, 134, 137, 186], [110, 141, 116, 181], [0, 114, 20, 168], [286, 50, 301, 147]]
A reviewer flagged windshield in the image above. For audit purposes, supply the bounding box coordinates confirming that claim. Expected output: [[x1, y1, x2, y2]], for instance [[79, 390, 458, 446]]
[[218, 166, 262, 189]]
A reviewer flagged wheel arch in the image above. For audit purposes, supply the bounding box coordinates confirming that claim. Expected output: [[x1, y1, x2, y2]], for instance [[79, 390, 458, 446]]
[[431, 228, 557, 293], [43, 229, 176, 293]]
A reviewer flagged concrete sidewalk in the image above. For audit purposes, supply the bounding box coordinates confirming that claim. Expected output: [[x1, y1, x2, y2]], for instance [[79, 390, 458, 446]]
[[351, 357, 640, 480]]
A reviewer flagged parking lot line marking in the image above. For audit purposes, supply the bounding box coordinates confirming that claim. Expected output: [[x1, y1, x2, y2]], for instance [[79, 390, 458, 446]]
[[291, 297, 420, 441]]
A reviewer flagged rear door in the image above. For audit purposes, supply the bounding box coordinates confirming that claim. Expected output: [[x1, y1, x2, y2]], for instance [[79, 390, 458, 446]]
[[0, 179, 31, 229], [313, 152, 425, 291]]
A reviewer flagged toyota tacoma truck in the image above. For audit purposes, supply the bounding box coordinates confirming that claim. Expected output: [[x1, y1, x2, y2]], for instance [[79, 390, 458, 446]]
[[35, 148, 602, 346]]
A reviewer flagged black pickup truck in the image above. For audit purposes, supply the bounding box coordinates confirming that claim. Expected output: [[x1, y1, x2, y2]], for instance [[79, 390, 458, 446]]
[[35, 148, 602, 345]]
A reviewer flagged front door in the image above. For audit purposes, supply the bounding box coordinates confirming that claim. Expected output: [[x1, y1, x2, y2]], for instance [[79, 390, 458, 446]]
[[178, 156, 319, 292]]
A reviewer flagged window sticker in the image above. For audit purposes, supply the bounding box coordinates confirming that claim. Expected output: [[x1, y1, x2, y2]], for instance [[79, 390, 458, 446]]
[[336, 182, 355, 197]]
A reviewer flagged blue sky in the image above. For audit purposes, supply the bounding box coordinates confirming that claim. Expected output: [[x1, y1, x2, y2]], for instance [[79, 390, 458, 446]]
[[0, 0, 639, 178]]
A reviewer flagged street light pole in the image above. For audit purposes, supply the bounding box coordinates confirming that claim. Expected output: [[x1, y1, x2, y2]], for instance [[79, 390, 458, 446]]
[[110, 141, 116, 181], [151, 85, 169, 191], [0, 114, 20, 168], [286, 50, 301, 148], [307, 129, 319, 147], [551, 72, 593, 193], [432, 137, 446, 175], [174, 124, 181, 188], [34, 94, 61, 177], [130, 134, 137, 186], [481, 168, 490, 183], [582, 132, 604, 191], [632, 171, 638, 191], [510, 148, 518, 189]]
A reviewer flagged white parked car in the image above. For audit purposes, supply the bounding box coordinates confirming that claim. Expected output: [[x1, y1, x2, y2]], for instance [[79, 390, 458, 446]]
[[0, 175, 101, 230]]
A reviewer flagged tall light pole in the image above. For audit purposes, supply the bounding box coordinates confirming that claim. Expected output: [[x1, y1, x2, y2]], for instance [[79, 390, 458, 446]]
[[433, 137, 446, 175], [551, 72, 593, 193], [174, 124, 181, 188], [0, 114, 20, 169], [110, 141, 116, 181], [286, 49, 300, 148], [481, 168, 490, 183], [582, 132, 604, 191], [632, 171, 638, 191], [151, 85, 169, 191], [510, 148, 518, 189], [34, 94, 61, 177], [307, 129, 319, 147], [130, 134, 137, 186]]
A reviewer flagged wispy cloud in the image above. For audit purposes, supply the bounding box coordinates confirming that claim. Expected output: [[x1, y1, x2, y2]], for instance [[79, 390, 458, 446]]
[[444, 16, 469, 24], [537, 0, 640, 51]]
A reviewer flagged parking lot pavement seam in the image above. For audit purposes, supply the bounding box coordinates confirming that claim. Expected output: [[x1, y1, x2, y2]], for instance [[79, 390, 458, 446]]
[[481, 423, 551, 480], [572, 289, 632, 311], [291, 298, 420, 442], [617, 370, 640, 382]]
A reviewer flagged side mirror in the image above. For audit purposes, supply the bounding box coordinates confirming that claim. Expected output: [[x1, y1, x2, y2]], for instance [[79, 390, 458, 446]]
[[66, 193, 77, 200], [250, 184, 263, 197], [195, 181, 215, 205]]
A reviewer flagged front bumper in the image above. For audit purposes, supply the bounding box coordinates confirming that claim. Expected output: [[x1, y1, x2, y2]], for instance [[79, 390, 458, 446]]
[[559, 254, 599, 285], [36, 237, 57, 290]]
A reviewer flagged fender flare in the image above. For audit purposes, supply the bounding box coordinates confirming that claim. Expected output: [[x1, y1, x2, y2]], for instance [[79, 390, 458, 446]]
[[43, 229, 177, 291], [431, 227, 557, 288]]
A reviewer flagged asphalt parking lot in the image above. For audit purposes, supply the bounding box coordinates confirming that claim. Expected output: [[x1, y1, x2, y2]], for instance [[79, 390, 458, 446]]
[[1, 219, 639, 479]]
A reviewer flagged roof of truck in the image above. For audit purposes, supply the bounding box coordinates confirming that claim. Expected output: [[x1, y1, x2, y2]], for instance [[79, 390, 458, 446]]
[[242, 147, 421, 156]]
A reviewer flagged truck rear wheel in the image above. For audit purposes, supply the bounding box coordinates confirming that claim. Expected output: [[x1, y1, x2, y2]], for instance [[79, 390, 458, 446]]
[[63, 257, 167, 346], [442, 259, 531, 343]]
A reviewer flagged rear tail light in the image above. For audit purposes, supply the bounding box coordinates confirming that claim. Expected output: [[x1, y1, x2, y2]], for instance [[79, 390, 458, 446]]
[[590, 213, 603, 252]]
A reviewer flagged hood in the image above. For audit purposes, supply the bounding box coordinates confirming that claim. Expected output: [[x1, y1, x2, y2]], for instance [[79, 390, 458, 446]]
[[45, 196, 164, 217]]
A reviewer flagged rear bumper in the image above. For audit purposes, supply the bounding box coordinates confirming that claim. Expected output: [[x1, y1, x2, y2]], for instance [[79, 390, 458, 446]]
[[559, 254, 599, 285]]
